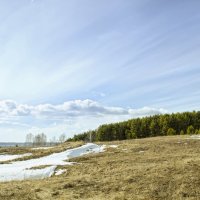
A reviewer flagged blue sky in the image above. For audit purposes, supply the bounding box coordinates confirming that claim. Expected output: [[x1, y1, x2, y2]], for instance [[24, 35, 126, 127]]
[[0, 0, 200, 142]]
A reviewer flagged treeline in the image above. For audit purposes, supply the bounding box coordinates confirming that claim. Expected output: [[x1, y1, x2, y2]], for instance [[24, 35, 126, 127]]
[[25, 133, 66, 146], [68, 111, 200, 142]]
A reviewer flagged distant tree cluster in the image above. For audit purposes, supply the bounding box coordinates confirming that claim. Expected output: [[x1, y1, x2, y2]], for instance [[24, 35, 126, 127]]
[[67, 111, 200, 142], [25, 133, 66, 146], [25, 133, 47, 146]]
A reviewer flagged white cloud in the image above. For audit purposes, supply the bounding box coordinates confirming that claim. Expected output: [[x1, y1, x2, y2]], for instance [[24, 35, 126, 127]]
[[0, 99, 167, 119], [128, 107, 167, 117], [0, 99, 167, 142], [0, 100, 31, 116]]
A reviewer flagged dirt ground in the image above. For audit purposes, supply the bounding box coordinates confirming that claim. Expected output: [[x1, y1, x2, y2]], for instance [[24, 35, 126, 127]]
[[0, 136, 199, 200]]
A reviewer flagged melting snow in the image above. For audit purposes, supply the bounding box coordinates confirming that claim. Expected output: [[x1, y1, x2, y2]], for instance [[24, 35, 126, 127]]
[[31, 146, 54, 150], [101, 144, 118, 149], [189, 135, 200, 140], [109, 145, 118, 148], [55, 169, 67, 176], [32, 147, 53, 150], [0, 143, 104, 182], [0, 153, 32, 162], [139, 151, 145, 153]]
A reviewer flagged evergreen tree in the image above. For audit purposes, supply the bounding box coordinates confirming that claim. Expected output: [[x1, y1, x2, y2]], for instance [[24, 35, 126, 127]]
[[69, 111, 200, 142], [187, 125, 195, 135], [167, 128, 176, 136]]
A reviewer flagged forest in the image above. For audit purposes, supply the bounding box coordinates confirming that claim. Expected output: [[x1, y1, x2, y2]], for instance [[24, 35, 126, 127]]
[[67, 111, 200, 142]]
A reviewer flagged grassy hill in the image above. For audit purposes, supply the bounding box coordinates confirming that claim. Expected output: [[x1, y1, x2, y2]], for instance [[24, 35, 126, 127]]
[[0, 135, 199, 200]]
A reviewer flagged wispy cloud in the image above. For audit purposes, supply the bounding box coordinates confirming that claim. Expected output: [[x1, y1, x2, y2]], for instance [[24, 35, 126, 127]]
[[0, 0, 199, 141]]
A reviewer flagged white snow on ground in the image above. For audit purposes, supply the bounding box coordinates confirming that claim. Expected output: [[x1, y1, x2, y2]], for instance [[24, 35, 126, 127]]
[[101, 144, 118, 149], [32, 146, 54, 150], [189, 135, 200, 140], [0, 153, 32, 162], [0, 143, 104, 182], [55, 169, 67, 176], [109, 145, 118, 148]]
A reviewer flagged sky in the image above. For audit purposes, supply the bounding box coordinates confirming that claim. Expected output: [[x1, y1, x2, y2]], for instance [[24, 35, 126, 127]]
[[0, 0, 200, 142]]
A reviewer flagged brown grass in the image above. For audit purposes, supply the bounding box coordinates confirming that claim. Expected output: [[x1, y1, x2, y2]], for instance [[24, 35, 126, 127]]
[[0, 136, 199, 200]]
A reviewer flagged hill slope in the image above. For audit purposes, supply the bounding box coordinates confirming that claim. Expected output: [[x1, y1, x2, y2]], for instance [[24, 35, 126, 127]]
[[0, 135, 199, 199]]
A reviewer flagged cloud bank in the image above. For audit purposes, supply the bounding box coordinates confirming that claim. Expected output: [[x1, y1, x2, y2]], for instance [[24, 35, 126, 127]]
[[0, 99, 167, 119], [0, 99, 168, 142]]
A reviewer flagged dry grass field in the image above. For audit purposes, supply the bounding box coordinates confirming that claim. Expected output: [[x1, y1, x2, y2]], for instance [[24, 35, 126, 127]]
[[0, 136, 199, 200]]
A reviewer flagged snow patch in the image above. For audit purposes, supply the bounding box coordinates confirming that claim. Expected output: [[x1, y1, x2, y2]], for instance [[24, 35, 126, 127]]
[[189, 135, 200, 140], [109, 145, 118, 148], [55, 169, 66, 176], [101, 144, 118, 149], [139, 151, 145, 153], [0, 153, 32, 162], [0, 143, 104, 182], [32, 146, 54, 150]]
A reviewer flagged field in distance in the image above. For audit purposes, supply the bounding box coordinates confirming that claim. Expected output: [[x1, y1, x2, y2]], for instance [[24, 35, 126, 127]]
[[0, 135, 199, 200]]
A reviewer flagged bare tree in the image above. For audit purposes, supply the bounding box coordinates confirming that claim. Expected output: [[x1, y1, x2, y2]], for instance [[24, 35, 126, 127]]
[[49, 136, 57, 146], [25, 133, 34, 146], [59, 133, 66, 143], [33, 133, 47, 146], [41, 133, 47, 145]]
